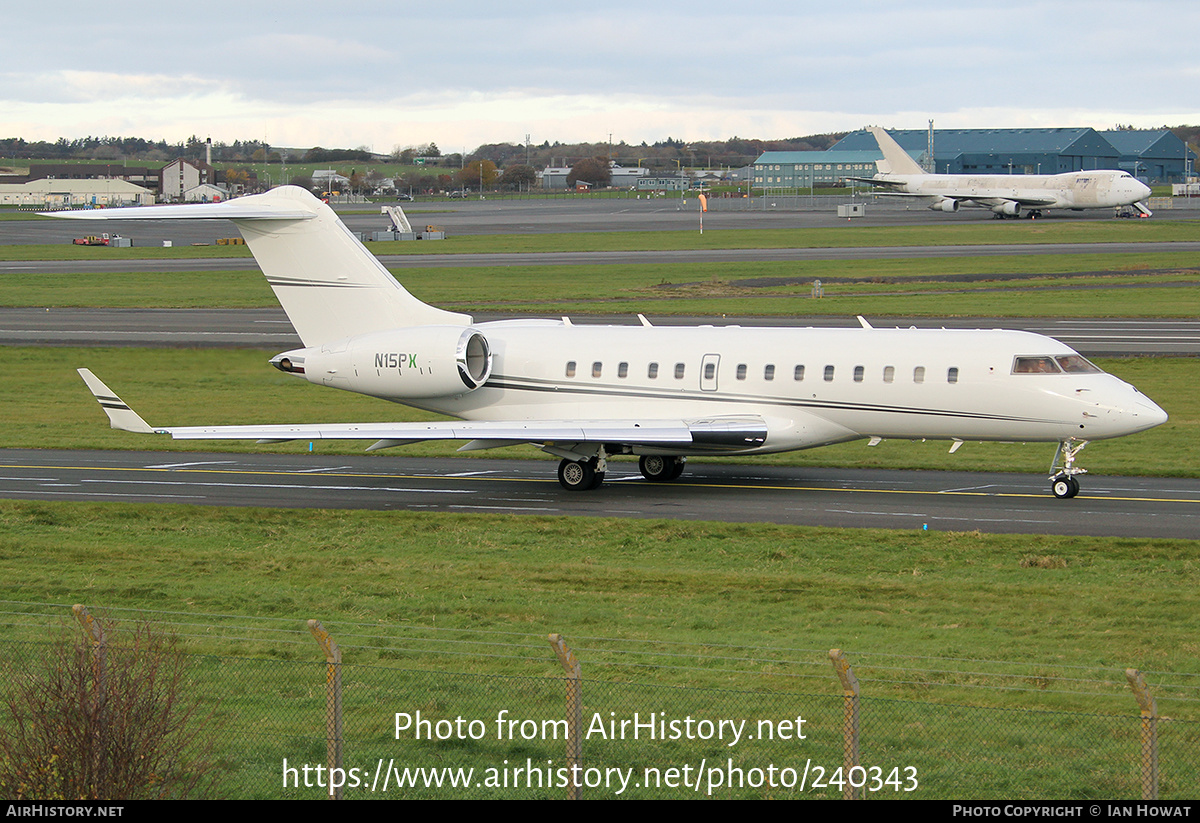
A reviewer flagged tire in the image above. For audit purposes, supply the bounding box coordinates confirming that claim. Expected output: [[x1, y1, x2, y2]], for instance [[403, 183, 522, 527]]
[[1051, 475, 1079, 499], [639, 455, 676, 481], [558, 459, 597, 491]]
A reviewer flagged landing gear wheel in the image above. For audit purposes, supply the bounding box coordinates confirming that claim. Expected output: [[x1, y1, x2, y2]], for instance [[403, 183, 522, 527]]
[[639, 455, 683, 481], [1051, 475, 1080, 499], [558, 458, 603, 491]]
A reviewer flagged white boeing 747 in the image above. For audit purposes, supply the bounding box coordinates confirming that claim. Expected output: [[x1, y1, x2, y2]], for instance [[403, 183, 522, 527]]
[[848, 127, 1153, 219], [54, 186, 1166, 498]]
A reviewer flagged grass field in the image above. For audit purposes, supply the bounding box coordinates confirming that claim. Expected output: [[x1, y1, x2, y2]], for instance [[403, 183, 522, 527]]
[[4, 253, 1200, 317], [6, 500, 1195, 799]]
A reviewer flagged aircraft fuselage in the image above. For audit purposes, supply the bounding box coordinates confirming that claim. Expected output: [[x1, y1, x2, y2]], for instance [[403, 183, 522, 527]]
[[873, 169, 1151, 213], [278, 323, 1166, 455]]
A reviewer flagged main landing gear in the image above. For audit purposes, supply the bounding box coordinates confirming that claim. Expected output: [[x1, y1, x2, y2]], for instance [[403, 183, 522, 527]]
[[556, 454, 688, 490], [1049, 439, 1088, 499], [639, 455, 686, 482], [557, 457, 605, 491]]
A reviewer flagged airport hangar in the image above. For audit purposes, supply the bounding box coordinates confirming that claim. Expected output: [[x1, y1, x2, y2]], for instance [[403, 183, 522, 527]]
[[752, 127, 1196, 192]]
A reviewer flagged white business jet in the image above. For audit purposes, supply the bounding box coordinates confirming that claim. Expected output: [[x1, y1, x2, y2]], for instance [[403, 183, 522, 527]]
[[848, 127, 1153, 219], [55, 186, 1166, 498]]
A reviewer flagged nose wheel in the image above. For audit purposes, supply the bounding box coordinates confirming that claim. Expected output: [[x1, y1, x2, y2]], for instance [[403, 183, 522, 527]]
[[1048, 439, 1088, 499], [1051, 474, 1080, 499]]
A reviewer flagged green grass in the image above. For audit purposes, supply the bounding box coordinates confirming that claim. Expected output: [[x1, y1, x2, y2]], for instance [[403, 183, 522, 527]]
[[4, 347, 1193, 478], [4, 502, 1195, 798], [4, 253, 1200, 316], [1, 503, 1196, 702]]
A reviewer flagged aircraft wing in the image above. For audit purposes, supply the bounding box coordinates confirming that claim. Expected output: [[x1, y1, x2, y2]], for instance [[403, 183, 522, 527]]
[[78, 369, 767, 453]]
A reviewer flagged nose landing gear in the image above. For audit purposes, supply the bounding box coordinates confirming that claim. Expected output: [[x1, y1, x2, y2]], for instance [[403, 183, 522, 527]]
[[1049, 439, 1088, 499]]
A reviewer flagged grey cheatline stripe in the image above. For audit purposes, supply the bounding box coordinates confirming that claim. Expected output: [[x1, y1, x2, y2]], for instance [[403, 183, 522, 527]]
[[266, 277, 373, 288]]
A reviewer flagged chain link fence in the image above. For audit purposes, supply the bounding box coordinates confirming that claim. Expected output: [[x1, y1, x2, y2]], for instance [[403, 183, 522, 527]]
[[0, 601, 1196, 800]]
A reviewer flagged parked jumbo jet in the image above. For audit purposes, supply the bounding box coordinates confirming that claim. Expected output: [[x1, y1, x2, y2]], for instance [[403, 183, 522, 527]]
[[847, 127, 1153, 219], [54, 186, 1166, 498]]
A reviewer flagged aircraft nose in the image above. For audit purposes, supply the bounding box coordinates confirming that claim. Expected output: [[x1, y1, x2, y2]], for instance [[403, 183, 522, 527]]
[[1135, 399, 1169, 430], [1133, 179, 1152, 200]]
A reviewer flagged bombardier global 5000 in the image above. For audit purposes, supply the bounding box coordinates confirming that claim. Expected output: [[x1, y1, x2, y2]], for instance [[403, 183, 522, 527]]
[[847, 127, 1153, 219], [53, 186, 1166, 498]]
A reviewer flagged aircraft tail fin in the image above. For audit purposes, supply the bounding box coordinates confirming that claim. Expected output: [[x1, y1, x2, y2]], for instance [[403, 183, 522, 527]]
[[48, 187, 470, 346], [869, 127, 926, 176]]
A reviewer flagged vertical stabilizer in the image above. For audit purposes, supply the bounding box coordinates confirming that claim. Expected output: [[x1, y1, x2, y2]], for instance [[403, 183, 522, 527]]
[[228, 187, 469, 345], [869, 127, 926, 176]]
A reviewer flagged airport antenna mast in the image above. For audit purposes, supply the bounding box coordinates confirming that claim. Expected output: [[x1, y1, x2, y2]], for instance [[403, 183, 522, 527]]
[[925, 120, 935, 174]]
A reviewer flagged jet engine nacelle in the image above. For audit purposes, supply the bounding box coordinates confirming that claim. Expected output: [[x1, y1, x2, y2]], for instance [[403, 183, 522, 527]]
[[272, 325, 493, 400], [990, 201, 1021, 216], [930, 198, 959, 213]]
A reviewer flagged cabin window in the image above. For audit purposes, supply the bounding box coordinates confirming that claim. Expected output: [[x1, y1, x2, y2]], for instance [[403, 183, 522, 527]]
[[824, 365, 835, 382], [565, 361, 576, 378], [883, 366, 895, 383], [853, 365, 864, 382], [674, 363, 686, 379], [592, 361, 602, 378], [736, 364, 747, 380], [947, 367, 959, 384], [618, 362, 628, 378], [764, 364, 775, 381], [793, 365, 805, 381], [704, 362, 716, 380], [913, 366, 925, 384], [648, 362, 659, 378]]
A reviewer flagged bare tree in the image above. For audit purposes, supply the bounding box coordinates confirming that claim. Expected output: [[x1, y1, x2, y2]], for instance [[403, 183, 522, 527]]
[[0, 621, 222, 800]]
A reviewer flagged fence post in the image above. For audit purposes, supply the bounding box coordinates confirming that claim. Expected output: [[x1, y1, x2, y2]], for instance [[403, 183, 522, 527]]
[[1125, 668, 1158, 800], [548, 633, 583, 800], [829, 648, 861, 800], [308, 619, 343, 800]]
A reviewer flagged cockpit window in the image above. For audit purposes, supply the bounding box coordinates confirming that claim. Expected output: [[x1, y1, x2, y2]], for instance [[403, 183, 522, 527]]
[[1055, 355, 1101, 374], [1012, 356, 1060, 374]]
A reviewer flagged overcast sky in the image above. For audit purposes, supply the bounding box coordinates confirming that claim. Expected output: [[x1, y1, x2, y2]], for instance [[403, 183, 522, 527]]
[[5, 1, 1197, 153]]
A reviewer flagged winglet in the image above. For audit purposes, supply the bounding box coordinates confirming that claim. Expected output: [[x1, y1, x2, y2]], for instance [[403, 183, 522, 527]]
[[77, 369, 155, 434]]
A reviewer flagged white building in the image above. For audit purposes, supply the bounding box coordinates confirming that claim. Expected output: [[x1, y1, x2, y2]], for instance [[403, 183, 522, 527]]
[[159, 158, 216, 201], [0, 178, 154, 208]]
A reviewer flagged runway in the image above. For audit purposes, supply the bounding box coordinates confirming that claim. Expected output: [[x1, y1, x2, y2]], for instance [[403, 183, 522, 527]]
[[1, 449, 1195, 539]]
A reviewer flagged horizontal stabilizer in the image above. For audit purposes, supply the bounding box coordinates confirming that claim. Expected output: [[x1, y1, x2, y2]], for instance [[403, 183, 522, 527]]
[[43, 199, 316, 221]]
